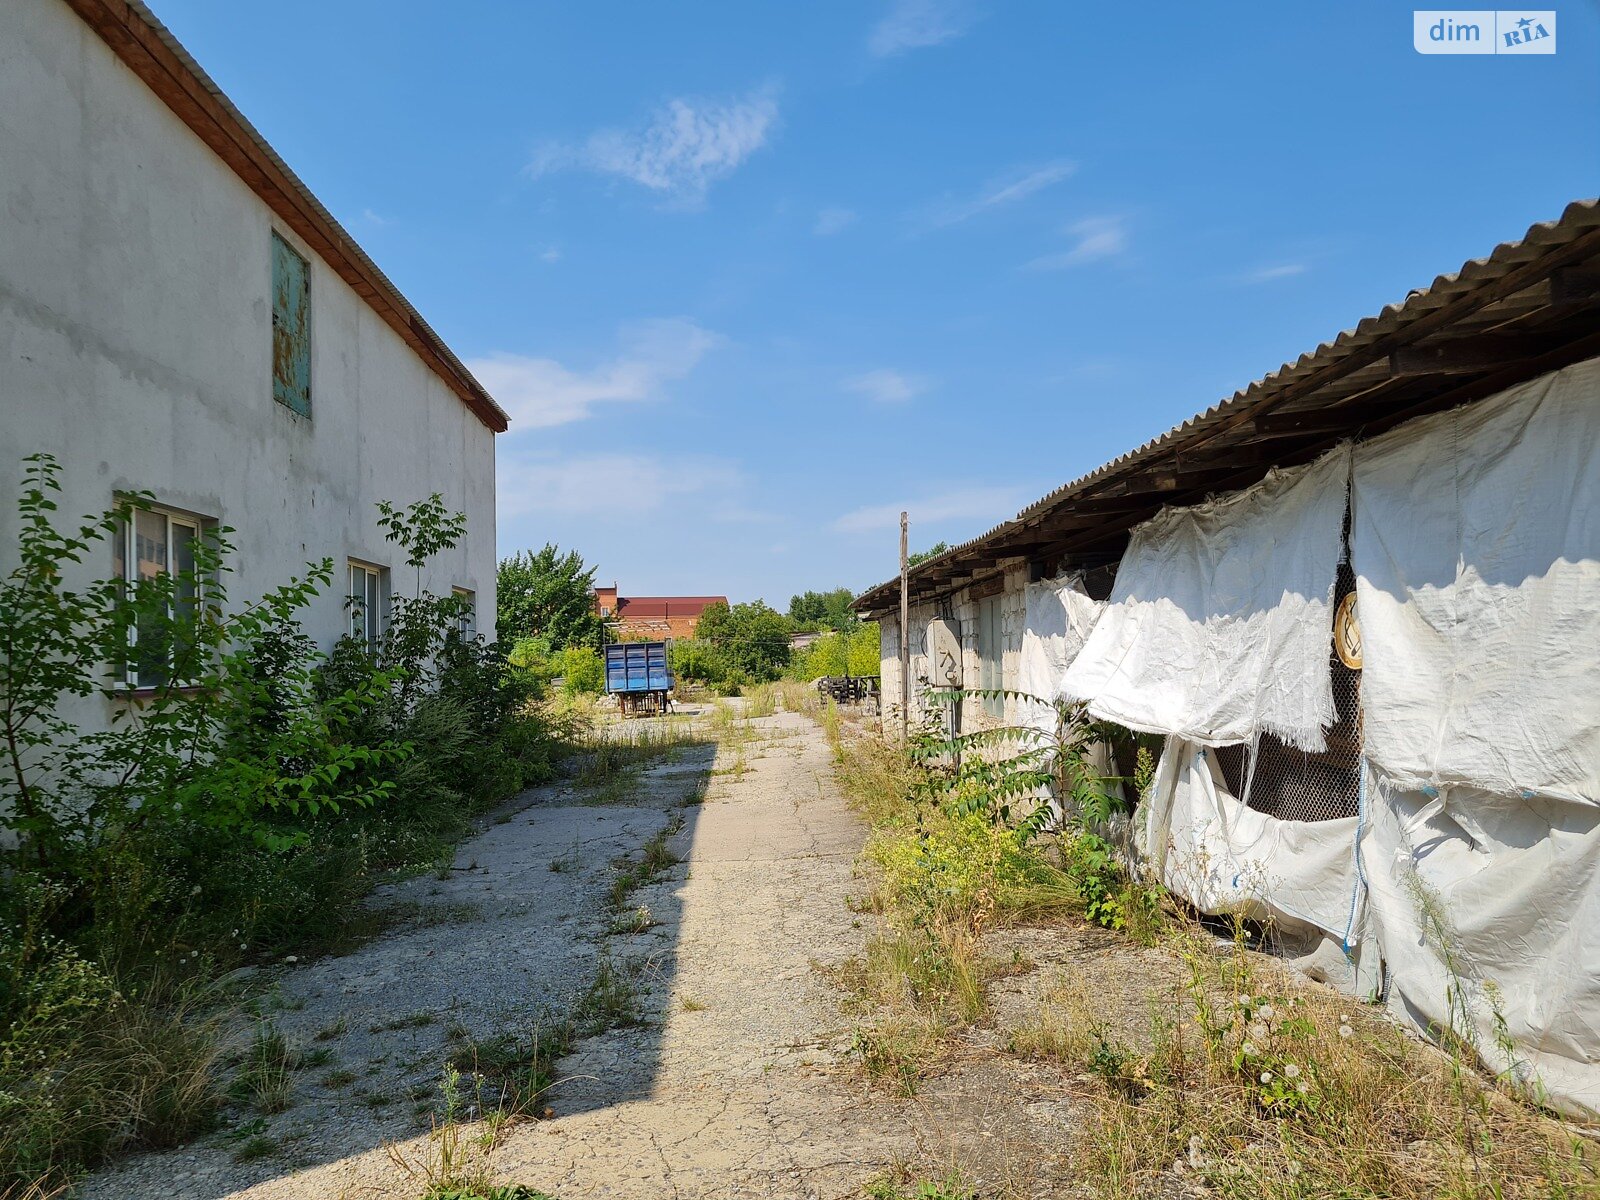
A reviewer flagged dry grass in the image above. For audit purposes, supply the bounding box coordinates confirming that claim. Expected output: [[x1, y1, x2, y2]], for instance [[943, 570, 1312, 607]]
[[0, 980, 222, 1190], [1011, 930, 1600, 1199], [743, 684, 778, 718], [772, 679, 822, 718], [829, 712, 1600, 1198]]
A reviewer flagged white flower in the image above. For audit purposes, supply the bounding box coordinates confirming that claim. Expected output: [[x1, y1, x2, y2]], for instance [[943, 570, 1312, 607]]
[[189, 950, 199, 959], [1257, 1003, 1276, 1020], [1287, 1160, 1303, 1177], [191, 885, 202, 896], [1296, 1080, 1309, 1094], [231, 929, 239, 937], [1249, 1021, 1269, 1041], [1237, 993, 1252, 1007], [284, 955, 298, 964], [1241, 1040, 1257, 1057], [1339, 1023, 1354, 1039], [239, 944, 248, 951], [1340, 1013, 1350, 1023], [1284, 1063, 1300, 1079], [1260, 1071, 1274, 1084]]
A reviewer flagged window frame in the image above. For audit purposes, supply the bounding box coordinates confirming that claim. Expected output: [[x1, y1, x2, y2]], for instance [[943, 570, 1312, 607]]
[[452, 587, 477, 639], [271, 230, 312, 418], [347, 560, 388, 647], [114, 503, 208, 691]]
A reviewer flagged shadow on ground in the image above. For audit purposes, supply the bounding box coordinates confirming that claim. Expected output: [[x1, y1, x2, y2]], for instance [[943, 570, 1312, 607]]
[[76, 718, 721, 1200]]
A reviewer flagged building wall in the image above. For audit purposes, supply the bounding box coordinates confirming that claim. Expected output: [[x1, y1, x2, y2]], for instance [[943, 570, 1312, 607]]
[[614, 615, 705, 641], [0, 0, 497, 733], [876, 561, 1030, 733]]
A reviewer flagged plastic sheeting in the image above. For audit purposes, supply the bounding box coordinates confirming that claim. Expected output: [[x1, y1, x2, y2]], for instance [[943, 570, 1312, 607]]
[[1061, 445, 1350, 751], [1362, 769, 1600, 1117], [1351, 357, 1600, 805], [1145, 740, 1361, 941], [1016, 574, 1102, 735]]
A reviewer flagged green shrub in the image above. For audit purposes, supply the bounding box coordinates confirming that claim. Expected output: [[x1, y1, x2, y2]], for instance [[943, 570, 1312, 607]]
[[0, 459, 575, 1189], [694, 600, 793, 680], [791, 623, 880, 681], [559, 646, 604, 695]]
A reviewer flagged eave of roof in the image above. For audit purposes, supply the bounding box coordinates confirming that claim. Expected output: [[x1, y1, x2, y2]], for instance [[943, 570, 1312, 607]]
[[65, 0, 509, 433], [855, 198, 1600, 615]]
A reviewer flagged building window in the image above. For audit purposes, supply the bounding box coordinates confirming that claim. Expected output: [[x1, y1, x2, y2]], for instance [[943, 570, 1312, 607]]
[[348, 561, 387, 646], [976, 593, 1004, 718], [452, 587, 477, 639], [113, 505, 205, 689], [271, 232, 311, 417]]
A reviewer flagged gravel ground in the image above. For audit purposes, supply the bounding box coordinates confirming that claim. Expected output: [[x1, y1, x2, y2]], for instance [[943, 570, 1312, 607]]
[[76, 703, 922, 1200]]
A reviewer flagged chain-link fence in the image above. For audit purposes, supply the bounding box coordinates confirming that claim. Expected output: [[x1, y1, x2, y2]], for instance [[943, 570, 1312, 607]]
[[1214, 564, 1362, 823]]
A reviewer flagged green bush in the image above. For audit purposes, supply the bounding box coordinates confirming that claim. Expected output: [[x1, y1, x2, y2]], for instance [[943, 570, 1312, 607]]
[[0, 458, 574, 1189], [694, 600, 793, 680], [791, 623, 879, 681], [560, 645, 604, 695]]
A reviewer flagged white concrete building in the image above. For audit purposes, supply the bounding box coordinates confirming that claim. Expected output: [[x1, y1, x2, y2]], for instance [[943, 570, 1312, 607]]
[[0, 0, 507, 705]]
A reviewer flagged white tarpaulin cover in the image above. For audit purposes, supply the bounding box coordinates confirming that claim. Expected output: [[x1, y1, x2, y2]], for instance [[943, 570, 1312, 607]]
[[1351, 358, 1600, 805], [1016, 574, 1103, 734], [1362, 770, 1600, 1116], [1061, 444, 1351, 751], [1145, 740, 1361, 939]]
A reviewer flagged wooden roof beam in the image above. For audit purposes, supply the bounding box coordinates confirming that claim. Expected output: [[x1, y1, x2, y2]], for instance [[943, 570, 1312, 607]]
[[1388, 333, 1568, 376]]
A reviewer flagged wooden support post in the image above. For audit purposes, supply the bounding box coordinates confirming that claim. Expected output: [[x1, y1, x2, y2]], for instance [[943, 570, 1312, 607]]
[[899, 511, 910, 744]]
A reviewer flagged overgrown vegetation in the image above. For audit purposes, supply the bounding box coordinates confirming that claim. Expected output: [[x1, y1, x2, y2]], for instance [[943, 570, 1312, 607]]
[[0, 455, 576, 1190], [667, 600, 794, 694], [495, 544, 602, 653], [833, 689, 1140, 1093], [788, 623, 880, 682], [831, 690, 1600, 1197]]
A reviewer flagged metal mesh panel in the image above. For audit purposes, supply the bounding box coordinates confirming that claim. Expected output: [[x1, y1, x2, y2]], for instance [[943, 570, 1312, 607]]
[[1213, 565, 1362, 823]]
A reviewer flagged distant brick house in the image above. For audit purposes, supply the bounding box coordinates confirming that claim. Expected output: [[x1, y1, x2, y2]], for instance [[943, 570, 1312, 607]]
[[594, 585, 727, 640]]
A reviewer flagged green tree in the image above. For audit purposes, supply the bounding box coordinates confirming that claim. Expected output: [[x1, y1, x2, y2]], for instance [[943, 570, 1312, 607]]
[[695, 600, 793, 681], [791, 623, 880, 681], [907, 541, 950, 567], [496, 545, 602, 651], [787, 587, 859, 633]]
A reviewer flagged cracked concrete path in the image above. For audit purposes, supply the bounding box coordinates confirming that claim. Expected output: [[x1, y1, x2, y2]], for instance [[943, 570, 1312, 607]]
[[78, 702, 915, 1200], [494, 707, 912, 1199]]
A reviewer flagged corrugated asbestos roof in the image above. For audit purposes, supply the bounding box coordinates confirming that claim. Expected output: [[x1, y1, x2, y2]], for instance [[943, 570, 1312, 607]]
[[855, 198, 1600, 613]]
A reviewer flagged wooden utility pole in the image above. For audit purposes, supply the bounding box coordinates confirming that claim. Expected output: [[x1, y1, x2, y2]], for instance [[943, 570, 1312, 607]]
[[899, 511, 910, 743]]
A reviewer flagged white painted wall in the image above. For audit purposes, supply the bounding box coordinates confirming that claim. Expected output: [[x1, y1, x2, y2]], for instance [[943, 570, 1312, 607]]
[[876, 562, 1032, 735], [0, 0, 498, 731]]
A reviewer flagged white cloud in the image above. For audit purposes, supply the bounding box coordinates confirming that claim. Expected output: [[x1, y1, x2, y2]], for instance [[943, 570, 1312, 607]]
[[360, 208, 392, 227], [467, 318, 722, 431], [869, 0, 976, 57], [537, 245, 562, 264], [844, 368, 926, 405], [1241, 262, 1307, 284], [814, 206, 858, 236], [499, 452, 744, 518], [1023, 215, 1128, 270], [916, 160, 1076, 232], [530, 87, 778, 203], [833, 485, 1024, 534]]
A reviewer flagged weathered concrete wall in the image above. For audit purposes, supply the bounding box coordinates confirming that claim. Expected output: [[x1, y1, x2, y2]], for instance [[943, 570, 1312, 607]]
[[876, 561, 1030, 735], [0, 0, 497, 733]]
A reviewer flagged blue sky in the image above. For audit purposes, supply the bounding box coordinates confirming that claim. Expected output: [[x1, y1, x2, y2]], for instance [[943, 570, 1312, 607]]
[[153, 1, 1597, 606]]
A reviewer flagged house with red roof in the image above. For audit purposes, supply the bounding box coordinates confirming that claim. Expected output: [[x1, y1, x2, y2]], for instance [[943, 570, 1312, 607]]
[[594, 585, 727, 640]]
